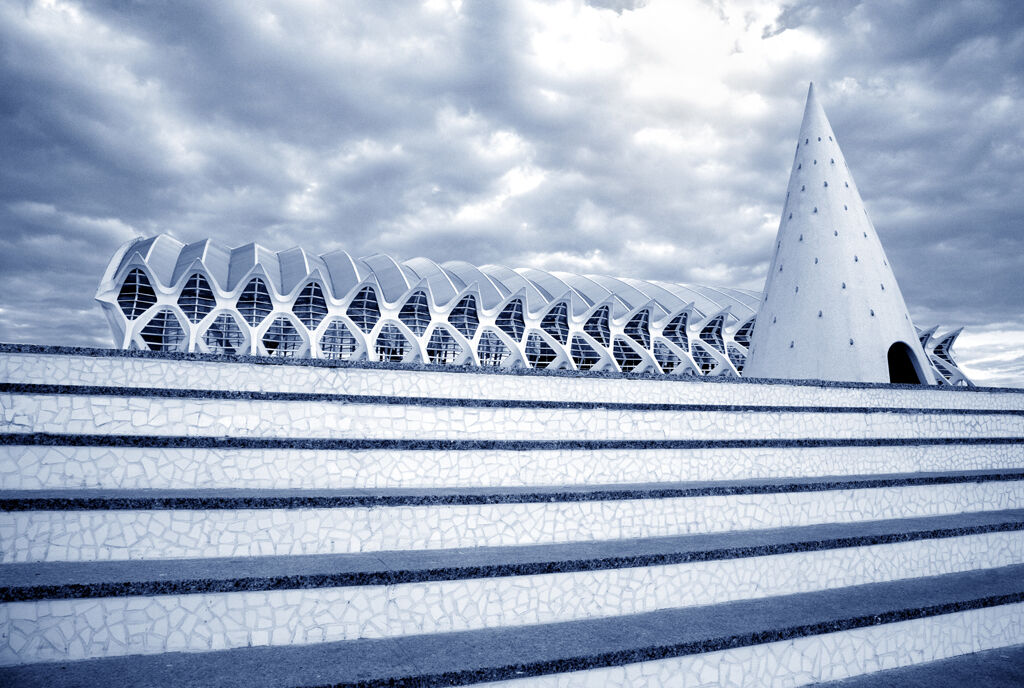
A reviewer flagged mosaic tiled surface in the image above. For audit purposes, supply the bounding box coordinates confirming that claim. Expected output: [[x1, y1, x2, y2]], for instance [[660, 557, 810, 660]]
[[2, 393, 1020, 442], [3, 444, 1022, 491], [2, 532, 1023, 665], [2, 349, 1024, 679], [477, 603, 1024, 687], [2, 351, 1021, 411], [5, 482, 1024, 562]]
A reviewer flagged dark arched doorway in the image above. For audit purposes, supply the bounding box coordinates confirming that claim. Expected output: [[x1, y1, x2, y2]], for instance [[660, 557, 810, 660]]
[[888, 341, 924, 384]]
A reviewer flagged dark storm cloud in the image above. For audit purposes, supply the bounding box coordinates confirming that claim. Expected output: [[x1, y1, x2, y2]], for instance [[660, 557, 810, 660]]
[[769, 0, 1024, 326], [0, 0, 1021, 384]]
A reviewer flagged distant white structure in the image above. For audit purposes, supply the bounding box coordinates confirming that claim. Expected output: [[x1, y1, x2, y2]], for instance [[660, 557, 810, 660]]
[[95, 85, 970, 385], [95, 234, 762, 376], [745, 84, 938, 385]]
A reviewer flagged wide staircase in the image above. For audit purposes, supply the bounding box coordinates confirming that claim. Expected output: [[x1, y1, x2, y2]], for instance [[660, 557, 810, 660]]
[[1, 343, 1023, 687]]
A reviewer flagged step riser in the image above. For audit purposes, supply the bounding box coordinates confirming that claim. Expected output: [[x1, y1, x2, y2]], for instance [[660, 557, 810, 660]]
[[3, 531, 1022, 665], [5, 445, 1023, 491], [6, 483, 1024, 562], [477, 602, 1024, 687], [3, 351, 1021, 411], [3, 394, 1020, 441]]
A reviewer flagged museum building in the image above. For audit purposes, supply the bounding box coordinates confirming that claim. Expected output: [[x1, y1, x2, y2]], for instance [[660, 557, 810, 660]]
[[95, 86, 970, 386], [7, 84, 1023, 687]]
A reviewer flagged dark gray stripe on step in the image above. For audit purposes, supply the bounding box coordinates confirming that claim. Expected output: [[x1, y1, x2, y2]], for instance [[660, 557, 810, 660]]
[[2, 510, 1022, 602], [3, 382, 1021, 415], [2, 432, 1021, 450], [3, 470, 1023, 511]]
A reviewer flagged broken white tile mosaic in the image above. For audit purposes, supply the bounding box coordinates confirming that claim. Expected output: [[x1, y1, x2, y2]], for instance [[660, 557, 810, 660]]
[[1, 352, 1021, 412], [2, 393, 1020, 442], [1, 532, 1022, 665], [4, 481, 1024, 562], [3, 444, 1022, 491]]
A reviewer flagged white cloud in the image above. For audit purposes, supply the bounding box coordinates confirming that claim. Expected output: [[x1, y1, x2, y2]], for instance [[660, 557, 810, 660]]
[[0, 0, 1021, 385]]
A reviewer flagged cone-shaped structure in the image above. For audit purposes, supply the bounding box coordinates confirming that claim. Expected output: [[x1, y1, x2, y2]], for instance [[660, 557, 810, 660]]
[[745, 84, 935, 384]]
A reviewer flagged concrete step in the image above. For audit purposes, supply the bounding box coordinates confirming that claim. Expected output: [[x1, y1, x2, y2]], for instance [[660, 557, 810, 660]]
[[2, 510, 1024, 665], [3, 471, 1024, 562], [3, 563, 1024, 687], [4, 345, 1021, 412], [4, 438, 1022, 491], [812, 642, 1024, 687]]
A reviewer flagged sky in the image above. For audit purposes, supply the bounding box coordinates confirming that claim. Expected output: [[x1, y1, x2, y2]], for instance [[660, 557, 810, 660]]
[[0, 0, 1022, 385]]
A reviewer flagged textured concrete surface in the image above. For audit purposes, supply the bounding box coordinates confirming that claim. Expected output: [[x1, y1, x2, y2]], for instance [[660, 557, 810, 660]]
[[814, 642, 1024, 687]]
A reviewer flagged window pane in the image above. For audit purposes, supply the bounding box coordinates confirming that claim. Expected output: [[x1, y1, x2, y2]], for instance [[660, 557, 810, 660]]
[[203, 313, 245, 354], [237, 278, 273, 327], [140, 309, 187, 352], [177, 273, 216, 323], [294, 282, 328, 330], [347, 286, 381, 334], [117, 269, 157, 320]]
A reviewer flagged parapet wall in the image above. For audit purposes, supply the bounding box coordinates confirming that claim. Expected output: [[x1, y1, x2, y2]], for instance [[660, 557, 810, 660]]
[[0, 344, 1015, 408]]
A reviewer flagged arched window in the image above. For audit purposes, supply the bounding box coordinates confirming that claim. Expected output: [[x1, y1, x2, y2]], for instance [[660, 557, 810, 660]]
[[140, 309, 187, 352], [320, 320, 358, 360], [933, 335, 957, 368], [570, 335, 600, 371], [398, 291, 431, 336], [347, 286, 380, 334], [496, 299, 525, 341], [691, 343, 717, 374], [448, 295, 479, 339], [375, 322, 408, 362], [237, 277, 273, 327], [654, 341, 680, 373], [613, 336, 643, 373], [727, 346, 746, 373], [700, 315, 726, 354], [733, 317, 755, 349], [477, 330, 510, 367], [625, 309, 650, 348], [203, 313, 245, 354], [426, 326, 461, 364], [525, 332, 557, 368], [540, 302, 569, 344], [262, 316, 305, 357], [294, 282, 328, 330], [177, 273, 216, 323], [662, 312, 690, 353], [931, 358, 953, 382], [117, 269, 157, 320], [584, 306, 610, 346]]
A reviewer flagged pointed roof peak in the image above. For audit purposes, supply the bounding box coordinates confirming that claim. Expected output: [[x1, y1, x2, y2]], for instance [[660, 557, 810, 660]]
[[805, 82, 820, 116], [797, 81, 835, 148]]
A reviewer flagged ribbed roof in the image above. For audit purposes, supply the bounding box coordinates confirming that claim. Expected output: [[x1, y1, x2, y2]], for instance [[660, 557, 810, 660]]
[[110, 234, 760, 322]]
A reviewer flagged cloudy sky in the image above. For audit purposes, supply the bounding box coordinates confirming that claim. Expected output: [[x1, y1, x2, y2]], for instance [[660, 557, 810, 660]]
[[1, 0, 1022, 385]]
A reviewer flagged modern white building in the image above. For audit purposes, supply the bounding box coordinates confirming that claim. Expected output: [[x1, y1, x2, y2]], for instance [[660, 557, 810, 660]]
[[95, 87, 971, 386], [95, 235, 761, 376], [9, 86, 1020, 684]]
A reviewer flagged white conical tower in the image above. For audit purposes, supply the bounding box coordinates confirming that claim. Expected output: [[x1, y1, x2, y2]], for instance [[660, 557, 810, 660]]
[[745, 84, 935, 384]]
